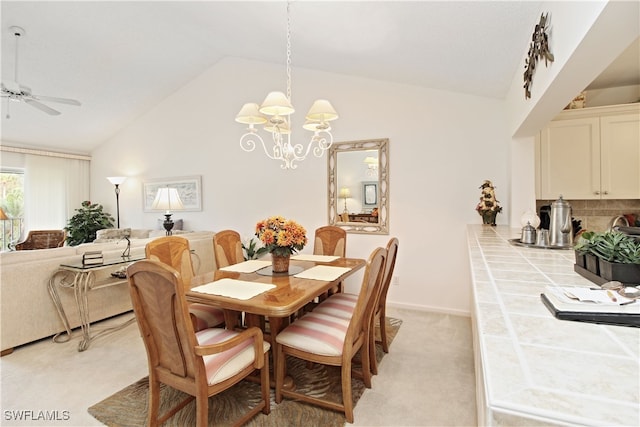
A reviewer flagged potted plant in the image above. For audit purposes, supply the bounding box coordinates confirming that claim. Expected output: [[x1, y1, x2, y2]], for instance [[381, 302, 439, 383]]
[[242, 237, 269, 261], [573, 231, 598, 273], [589, 231, 640, 283], [65, 200, 115, 246]]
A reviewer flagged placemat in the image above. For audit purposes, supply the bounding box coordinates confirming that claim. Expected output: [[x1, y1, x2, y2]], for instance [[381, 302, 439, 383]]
[[219, 260, 272, 273], [293, 265, 351, 281], [190, 278, 275, 300], [291, 254, 340, 262]]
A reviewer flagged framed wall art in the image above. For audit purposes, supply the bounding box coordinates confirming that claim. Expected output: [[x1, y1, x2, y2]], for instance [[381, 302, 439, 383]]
[[362, 181, 378, 207], [143, 175, 202, 212]]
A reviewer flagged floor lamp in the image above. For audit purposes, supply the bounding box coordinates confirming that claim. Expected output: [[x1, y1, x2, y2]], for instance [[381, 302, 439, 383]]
[[106, 177, 126, 228], [152, 187, 184, 235]]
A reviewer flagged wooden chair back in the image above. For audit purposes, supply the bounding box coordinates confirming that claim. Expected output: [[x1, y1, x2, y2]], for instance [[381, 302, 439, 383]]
[[213, 230, 244, 268], [313, 226, 346, 257], [127, 259, 270, 426], [128, 260, 199, 380], [14, 230, 66, 250], [145, 236, 195, 284], [376, 237, 399, 319], [369, 237, 399, 373], [346, 246, 386, 350]]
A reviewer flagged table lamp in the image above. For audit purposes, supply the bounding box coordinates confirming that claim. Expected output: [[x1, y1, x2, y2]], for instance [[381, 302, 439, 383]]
[[339, 187, 351, 214], [152, 187, 184, 235]]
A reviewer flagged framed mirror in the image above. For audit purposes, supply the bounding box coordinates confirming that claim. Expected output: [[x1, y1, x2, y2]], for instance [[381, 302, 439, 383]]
[[328, 138, 389, 234]]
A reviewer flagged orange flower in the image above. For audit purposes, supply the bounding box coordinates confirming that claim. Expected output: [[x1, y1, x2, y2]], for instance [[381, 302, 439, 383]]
[[255, 216, 307, 256]]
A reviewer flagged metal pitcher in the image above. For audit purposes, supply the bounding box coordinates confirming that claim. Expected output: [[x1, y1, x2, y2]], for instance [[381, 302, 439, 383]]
[[549, 195, 573, 247]]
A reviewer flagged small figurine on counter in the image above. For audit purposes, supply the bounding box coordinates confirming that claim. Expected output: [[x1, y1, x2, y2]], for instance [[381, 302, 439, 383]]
[[476, 180, 502, 226]]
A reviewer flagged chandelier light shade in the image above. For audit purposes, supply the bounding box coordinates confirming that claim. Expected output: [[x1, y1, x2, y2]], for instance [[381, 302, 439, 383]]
[[151, 187, 184, 236], [235, 1, 338, 170], [0, 207, 9, 220]]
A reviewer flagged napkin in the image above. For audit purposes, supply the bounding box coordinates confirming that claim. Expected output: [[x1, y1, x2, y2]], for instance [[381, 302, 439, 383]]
[[291, 254, 340, 262], [294, 265, 352, 281], [219, 260, 272, 273], [190, 278, 275, 300]]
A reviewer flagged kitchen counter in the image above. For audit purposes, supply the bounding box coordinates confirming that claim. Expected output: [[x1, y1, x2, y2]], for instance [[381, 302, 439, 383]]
[[467, 225, 639, 426]]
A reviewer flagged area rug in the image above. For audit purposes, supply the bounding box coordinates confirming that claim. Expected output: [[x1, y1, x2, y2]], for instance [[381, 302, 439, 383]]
[[89, 317, 401, 427]]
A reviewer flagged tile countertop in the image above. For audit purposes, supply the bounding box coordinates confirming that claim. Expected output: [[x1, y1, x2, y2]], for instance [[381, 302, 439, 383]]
[[467, 225, 639, 427]]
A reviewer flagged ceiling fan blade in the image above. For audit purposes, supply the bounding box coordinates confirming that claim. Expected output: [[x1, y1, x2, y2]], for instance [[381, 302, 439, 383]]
[[33, 95, 81, 106], [24, 99, 61, 115]]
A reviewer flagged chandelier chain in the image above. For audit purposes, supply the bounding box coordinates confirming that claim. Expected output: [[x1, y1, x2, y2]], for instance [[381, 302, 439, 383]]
[[286, 0, 292, 102]]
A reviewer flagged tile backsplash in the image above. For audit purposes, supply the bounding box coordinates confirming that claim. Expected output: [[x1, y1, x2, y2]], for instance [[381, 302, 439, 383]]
[[536, 199, 640, 232]]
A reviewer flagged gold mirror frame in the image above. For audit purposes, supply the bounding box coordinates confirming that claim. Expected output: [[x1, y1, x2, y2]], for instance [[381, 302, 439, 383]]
[[328, 138, 389, 234]]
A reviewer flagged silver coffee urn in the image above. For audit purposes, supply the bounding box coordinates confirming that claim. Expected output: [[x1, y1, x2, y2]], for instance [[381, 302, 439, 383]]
[[549, 195, 573, 247]]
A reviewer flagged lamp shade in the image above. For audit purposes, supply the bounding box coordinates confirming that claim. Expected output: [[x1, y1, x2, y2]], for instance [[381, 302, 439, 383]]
[[364, 156, 378, 166], [339, 187, 351, 199], [0, 207, 8, 220], [305, 99, 338, 122], [303, 120, 331, 132], [259, 91, 295, 116], [235, 103, 268, 125], [151, 188, 184, 212], [107, 176, 126, 186]]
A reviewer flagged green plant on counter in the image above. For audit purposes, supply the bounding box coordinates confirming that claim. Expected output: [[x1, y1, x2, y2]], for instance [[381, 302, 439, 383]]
[[574, 231, 596, 255], [65, 201, 115, 246], [576, 231, 640, 264]]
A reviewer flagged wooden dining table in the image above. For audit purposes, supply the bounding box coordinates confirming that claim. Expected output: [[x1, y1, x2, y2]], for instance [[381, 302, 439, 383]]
[[185, 256, 366, 377]]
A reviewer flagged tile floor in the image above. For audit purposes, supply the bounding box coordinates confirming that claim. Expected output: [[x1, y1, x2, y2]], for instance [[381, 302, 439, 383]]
[[0, 307, 476, 426]]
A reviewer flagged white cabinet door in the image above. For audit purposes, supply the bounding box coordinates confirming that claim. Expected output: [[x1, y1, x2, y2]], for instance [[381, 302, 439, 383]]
[[600, 113, 640, 199], [539, 117, 600, 199]]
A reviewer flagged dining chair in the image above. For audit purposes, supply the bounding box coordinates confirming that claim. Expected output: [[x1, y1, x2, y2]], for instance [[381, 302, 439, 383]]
[[127, 260, 270, 427], [312, 237, 399, 375], [314, 225, 347, 296], [145, 236, 225, 331], [213, 230, 245, 268], [274, 246, 386, 423]]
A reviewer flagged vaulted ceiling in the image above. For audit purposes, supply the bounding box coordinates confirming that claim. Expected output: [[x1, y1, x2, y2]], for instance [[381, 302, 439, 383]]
[[1, 1, 637, 155]]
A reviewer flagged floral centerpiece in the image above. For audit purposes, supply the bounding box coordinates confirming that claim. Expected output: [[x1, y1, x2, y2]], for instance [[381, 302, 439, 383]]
[[255, 216, 307, 272], [475, 180, 502, 226]]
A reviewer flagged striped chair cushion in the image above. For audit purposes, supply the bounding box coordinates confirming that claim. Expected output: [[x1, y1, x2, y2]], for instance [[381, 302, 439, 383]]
[[276, 312, 349, 357], [312, 293, 357, 320], [189, 304, 225, 331], [196, 328, 270, 386]]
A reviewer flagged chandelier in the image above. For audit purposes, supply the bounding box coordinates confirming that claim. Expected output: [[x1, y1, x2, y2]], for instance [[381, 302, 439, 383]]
[[235, 1, 338, 170]]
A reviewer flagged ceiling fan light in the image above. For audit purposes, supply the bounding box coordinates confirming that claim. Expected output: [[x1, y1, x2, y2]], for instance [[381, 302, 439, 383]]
[[235, 102, 267, 125], [305, 99, 338, 122], [259, 91, 294, 116]]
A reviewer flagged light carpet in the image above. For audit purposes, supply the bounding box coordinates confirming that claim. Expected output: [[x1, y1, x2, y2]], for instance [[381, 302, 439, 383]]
[[88, 317, 402, 426]]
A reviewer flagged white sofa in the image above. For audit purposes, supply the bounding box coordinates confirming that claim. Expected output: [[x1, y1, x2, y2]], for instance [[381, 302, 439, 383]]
[[0, 230, 217, 354]]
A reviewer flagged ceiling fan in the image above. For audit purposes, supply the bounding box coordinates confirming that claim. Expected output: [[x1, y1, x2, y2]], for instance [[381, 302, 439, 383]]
[[2, 26, 81, 118]]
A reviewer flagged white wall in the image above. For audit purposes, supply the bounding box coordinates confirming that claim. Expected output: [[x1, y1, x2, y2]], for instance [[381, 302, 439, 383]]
[[91, 0, 639, 316], [505, 0, 639, 225], [92, 56, 509, 316]]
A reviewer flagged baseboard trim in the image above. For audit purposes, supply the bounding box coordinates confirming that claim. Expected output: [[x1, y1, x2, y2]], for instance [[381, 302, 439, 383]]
[[387, 301, 471, 317]]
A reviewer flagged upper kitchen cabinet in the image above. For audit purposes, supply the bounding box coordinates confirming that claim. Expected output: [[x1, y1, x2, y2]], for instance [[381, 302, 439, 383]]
[[537, 103, 640, 200]]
